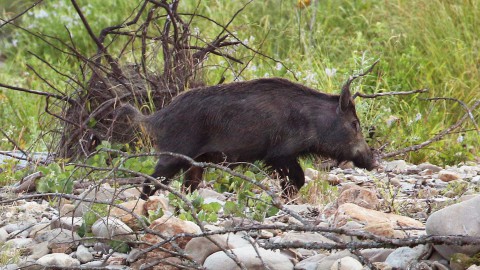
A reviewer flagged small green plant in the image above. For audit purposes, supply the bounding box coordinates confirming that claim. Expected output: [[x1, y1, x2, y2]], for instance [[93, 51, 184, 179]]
[[440, 180, 469, 198], [36, 162, 75, 193], [0, 158, 30, 186], [168, 189, 222, 223], [299, 169, 338, 205], [77, 203, 109, 238], [0, 243, 22, 266]]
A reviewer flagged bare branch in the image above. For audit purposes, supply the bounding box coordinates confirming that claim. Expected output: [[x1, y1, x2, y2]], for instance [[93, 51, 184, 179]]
[[344, 60, 379, 95], [70, 0, 123, 76], [353, 88, 428, 99], [0, 0, 44, 28], [0, 82, 72, 103]]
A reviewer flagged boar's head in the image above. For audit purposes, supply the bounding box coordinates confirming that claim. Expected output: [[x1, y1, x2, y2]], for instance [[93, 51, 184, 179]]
[[323, 77, 377, 171]]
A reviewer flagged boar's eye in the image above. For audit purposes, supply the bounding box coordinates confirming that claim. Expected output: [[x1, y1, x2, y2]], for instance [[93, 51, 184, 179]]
[[351, 121, 360, 132]]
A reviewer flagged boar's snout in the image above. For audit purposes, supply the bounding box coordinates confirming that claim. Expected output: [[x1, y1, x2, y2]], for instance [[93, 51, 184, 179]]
[[351, 143, 378, 171]]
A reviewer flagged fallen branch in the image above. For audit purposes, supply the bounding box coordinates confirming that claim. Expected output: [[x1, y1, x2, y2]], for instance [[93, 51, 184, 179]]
[[14, 172, 44, 193], [264, 234, 480, 250]]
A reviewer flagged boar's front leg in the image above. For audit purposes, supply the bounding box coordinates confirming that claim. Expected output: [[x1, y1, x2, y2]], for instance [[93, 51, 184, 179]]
[[141, 155, 189, 199], [268, 158, 305, 197]]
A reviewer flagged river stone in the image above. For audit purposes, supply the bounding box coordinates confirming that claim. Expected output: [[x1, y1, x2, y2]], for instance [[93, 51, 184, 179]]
[[92, 217, 136, 241], [0, 228, 8, 243], [28, 222, 51, 238], [361, 248, 395, 262], [336, 185, 379, 209], [27, 241, 50, 260], [144, 214, 201, 251], [384, 245, 428, 269], [51, 217, 83, 231], [314, 250, 358, 270], [74, 184, 123, 216], [37, 253, 80, 267], [294, 253, 327, 270], [333, 203, 424, 236], [305, 168, 320, 179], [5, 238, 36, 249], [186, 233, 251, 264], [438, 170, 461, 182], [109, 199, 147, 231], [144, 195, 173, 214], [426, 195, 480, 259], [275, 231, 335, 246], [76, 245, 94, 263], [418, 163, 442, 173], [34, 228, 80, 244], [385, 160, 408, 173], [330, 256, 363, 270], [2, 221, 35, 234], [203, 246, 294, 270]]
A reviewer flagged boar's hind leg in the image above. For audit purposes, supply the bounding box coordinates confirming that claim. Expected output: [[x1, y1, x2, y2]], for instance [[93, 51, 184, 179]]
[[183, 166, 204, 192], [141, 155, 189, 199], [268, 158, 305, 197]]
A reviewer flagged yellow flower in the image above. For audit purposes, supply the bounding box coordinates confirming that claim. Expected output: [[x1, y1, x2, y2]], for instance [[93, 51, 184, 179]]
[[297, 0, 311, 8]]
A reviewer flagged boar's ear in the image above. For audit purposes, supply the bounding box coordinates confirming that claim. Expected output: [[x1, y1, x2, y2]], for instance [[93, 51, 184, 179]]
[[338, 60, 380, 113], [338, 80, 352, 113]]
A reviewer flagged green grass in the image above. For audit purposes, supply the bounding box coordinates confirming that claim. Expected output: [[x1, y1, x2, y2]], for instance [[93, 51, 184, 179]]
[[0, 0, 479, 165]]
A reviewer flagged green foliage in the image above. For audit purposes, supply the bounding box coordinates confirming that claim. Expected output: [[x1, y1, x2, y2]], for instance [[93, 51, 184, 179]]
[[0, 159, 30, 186], [36, 162, 75, 193], [168, 190, 223, 223], [299, 175, 338, 205], [78, 203, 109, 237], [169, 167, 279, 222]]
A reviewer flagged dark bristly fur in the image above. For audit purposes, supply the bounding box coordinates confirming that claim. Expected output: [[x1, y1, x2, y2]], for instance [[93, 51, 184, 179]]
[[117, 78, 376, 199]]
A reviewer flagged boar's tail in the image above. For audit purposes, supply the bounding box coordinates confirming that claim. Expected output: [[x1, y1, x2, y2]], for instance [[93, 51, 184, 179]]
[[114, 103, 148, 124]]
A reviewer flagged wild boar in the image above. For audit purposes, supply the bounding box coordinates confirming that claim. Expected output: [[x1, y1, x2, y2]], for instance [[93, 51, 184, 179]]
[[117, 77, 377, 199]]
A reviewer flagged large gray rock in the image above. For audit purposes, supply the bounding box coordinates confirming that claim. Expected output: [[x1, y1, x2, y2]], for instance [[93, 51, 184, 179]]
[[384, 245, 427, 269], [92, 217, 136, 241], [203, 246, 294, 270], [37, 253, 80, 267], [426, 195, 480, 259], [186, 233, 251, 264]]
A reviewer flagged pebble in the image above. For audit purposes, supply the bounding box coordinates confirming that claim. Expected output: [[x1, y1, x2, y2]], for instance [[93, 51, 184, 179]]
[[76, 245, 94, 263]]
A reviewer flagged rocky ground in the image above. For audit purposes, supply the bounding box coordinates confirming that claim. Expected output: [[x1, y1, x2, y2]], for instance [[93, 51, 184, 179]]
[[1, 159, 480, 270]]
